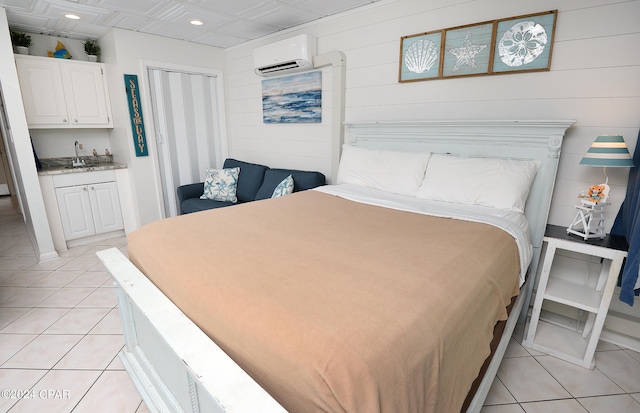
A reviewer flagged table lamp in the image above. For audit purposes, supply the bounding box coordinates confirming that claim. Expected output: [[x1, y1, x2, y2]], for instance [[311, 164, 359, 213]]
[[567, 135, 635, 240]]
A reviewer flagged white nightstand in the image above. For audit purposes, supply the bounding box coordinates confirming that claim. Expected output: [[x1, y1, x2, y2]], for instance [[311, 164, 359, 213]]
[[523, 225, 628, 369]]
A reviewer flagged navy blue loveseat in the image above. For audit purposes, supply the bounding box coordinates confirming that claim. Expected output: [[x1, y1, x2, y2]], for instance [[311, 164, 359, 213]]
[[176, 158, 326, 214]]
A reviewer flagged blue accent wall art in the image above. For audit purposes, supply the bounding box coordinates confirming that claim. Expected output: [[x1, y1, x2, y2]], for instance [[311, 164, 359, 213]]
[[262, 71, 322, 124]]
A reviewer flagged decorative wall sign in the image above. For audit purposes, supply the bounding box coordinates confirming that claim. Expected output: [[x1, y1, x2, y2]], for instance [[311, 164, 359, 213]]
[[399, 30, 442, 82], [262, 71, 322, 123], [124, 74, 148, 157], [398, 10, 557, 82]]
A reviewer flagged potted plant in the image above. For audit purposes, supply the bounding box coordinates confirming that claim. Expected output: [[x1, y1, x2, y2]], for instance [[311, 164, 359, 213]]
[[83, 39, 101, 62], [11, 31, 31, 55]]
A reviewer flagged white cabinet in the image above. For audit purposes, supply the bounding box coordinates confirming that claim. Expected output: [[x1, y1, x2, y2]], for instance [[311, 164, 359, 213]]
[[15, 55, 113, 128], [523, 225, 628, 368], [52, 171, 124, 242]]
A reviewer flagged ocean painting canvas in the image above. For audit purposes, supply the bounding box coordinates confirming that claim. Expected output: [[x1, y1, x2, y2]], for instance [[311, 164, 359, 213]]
[[262, 71, 322, 123]]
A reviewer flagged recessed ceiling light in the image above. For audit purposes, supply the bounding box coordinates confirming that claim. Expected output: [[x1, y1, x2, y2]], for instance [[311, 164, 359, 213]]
[[65, 14, 81, 20], [190, 20, 204, 26]]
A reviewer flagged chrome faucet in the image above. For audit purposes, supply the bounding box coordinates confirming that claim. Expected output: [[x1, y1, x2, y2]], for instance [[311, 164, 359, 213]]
[[73, 141, 85, 167]]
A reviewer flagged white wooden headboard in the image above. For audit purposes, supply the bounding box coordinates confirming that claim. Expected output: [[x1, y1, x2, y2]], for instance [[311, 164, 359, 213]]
[[344, 120, 575, 251]]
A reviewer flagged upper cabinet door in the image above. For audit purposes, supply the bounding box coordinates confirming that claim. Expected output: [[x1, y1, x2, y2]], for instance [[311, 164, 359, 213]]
[[15, 56, 69, 126], [14, 55, 113, 129], [61, 61, 112, 127]]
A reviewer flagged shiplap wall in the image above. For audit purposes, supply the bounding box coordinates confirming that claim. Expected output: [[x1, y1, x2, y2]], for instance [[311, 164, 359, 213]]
[[224, 0, 640, 232]]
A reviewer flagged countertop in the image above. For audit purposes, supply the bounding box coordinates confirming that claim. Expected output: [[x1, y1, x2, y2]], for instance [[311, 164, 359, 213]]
[[37, 157, 127, 176]]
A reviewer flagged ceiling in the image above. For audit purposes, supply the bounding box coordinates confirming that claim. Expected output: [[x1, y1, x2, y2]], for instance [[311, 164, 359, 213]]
[[0, 0, 381, 48]]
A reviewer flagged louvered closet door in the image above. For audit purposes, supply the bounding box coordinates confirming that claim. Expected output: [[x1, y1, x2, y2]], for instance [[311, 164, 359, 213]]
[[148, 68, 224, 217]]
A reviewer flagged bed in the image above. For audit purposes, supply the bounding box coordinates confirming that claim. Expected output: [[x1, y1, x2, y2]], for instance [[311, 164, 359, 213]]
[[97, 119, 575, 413]]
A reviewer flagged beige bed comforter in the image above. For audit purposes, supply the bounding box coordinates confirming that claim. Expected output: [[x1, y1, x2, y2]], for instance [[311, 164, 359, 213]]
[[128, 190, 520, 413]]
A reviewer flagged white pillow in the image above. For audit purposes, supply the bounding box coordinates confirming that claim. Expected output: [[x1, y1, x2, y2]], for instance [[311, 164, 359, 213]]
[[417, 154, 540, 212], [336, 144, 431, 196]]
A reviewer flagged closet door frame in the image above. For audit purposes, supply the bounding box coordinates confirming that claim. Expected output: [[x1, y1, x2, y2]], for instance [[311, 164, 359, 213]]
[[142, 61, 228, 218]]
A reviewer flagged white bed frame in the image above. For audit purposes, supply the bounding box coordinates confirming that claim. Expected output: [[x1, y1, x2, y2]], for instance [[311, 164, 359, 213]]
[[97, 119, 574, 413]]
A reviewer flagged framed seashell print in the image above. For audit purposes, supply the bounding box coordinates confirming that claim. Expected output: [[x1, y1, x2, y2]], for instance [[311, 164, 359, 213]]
[[399, 30, 443, 82], [492, 10, 557, 74]]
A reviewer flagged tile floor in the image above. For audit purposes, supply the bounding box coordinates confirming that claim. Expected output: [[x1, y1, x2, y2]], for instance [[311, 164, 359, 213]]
[[1, 194, 640, 412]]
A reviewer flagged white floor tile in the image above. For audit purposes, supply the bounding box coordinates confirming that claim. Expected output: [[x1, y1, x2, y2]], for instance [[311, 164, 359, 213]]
[[0, 369, 48, 413], [1, 308, 69, 334], [54, 334, 124, 370], [57, 256, 102, 272], [72, 371, 142, 413], [7, 369, 101, 413], [66, 271, 111, 288], [480, 404, 525, 413], [136, 401, 151, 413], [31, 270, 83, 288], [484, 377, 517, 405], [497, 356, 571, 403], [577, 394, 640, 413], [0, 307, 29, 330], [105, 353, 126, 371], [89, 308, 122, 334], [520, 398, 588, 413], [0, 287, 58, 307], [504, 337, 530, 358], [75, 287, 117, 308], [535, 355, 624, 398], [0, 333, 37, 365], [36, 287, 97, 308], [3, 334, 82, 369], [44, 308, 111, 334], [594, 350, 640, 393], [0, 270, 51, 287]]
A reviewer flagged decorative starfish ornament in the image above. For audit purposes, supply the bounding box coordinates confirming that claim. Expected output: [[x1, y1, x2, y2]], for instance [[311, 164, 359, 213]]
[[448, 31, 488, 72]]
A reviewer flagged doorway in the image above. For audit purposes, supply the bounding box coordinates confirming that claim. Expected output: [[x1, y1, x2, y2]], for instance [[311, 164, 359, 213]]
[[147, 68, 225, 218], [0, 84, 19, 204]]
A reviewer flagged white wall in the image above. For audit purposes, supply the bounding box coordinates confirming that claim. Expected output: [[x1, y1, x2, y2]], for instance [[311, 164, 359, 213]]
[[100, 28, 227, 227], [0, 7, 57, 261], [224, 0, 640, 232]]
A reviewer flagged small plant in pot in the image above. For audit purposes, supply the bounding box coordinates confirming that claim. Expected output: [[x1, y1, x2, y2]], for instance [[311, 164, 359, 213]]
[[11, 31, 31, 55], [83, 39, 101, 62]]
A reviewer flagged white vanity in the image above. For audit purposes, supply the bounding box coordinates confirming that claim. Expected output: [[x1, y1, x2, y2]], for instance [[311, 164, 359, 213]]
[[38, 163, 133, 251]]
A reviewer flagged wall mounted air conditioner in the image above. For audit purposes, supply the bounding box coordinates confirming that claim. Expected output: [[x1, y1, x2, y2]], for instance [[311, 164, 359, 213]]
[[253, 34, 317, 77]]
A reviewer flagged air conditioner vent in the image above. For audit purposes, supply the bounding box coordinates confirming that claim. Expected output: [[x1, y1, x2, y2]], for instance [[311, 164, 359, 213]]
[[253, 34, 316, 77]]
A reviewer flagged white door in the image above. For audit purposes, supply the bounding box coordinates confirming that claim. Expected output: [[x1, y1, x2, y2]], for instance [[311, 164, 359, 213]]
[[88, 181, 124, 234], [148, 68, 225, 217], [55, 185, 95, 240]]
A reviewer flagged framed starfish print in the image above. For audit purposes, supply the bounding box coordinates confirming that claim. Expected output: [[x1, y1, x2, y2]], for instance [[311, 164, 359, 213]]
[[442, 22, 494, 78]]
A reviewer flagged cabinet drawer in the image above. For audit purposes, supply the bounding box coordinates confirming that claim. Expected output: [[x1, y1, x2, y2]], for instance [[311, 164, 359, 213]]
[[53, 170, 116, 188]]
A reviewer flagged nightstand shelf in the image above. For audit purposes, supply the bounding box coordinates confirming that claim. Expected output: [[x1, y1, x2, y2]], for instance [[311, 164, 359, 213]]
[[523, 225, 628, 369]]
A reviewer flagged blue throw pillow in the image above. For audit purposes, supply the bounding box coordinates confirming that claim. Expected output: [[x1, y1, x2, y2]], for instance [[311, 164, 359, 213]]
[[272, 175, 294, 198], [200, 167, 240, 203]]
